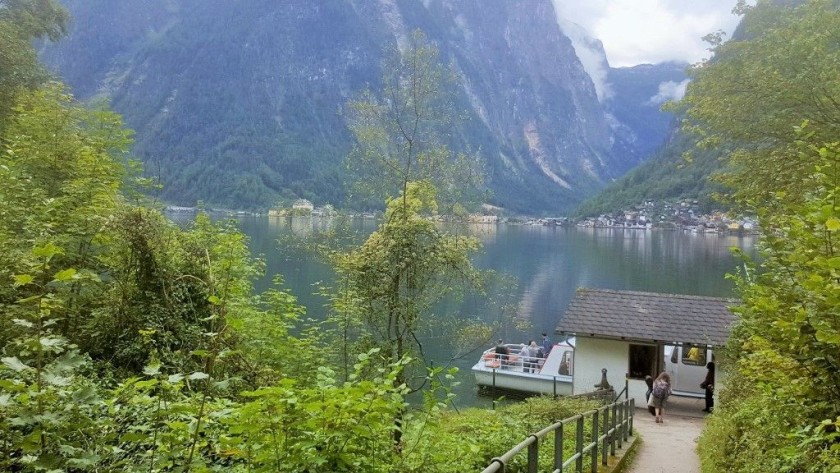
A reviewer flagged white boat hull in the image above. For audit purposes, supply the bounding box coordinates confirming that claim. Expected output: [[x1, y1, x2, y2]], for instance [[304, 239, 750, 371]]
[[472, 365, 573, 396]]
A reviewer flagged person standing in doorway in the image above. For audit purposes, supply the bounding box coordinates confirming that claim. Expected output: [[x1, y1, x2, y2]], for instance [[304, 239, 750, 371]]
[[700, 362, 715, 412], [647, 371, 672, 423]]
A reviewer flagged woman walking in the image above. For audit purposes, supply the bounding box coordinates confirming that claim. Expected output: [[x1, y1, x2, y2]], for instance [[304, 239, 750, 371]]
[[647, 371, 672, 423]]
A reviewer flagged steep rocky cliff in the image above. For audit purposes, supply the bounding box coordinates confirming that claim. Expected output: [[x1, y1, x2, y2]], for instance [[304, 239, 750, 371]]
[[41, 0, 682, 213]]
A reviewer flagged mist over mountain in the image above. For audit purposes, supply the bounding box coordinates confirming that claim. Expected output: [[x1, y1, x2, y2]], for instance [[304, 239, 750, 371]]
[[40, 0, 684, 214]]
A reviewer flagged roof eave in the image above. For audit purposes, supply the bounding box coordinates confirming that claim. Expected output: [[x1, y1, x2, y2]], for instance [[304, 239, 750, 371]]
[[555, 330, 727, 347]]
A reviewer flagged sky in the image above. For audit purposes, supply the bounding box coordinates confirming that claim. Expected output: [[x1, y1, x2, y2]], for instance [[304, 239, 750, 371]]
[[552, 0, 745, 67]]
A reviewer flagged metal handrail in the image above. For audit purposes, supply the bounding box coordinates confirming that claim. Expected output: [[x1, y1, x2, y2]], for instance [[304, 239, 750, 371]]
[[480, 397, 635, 473]]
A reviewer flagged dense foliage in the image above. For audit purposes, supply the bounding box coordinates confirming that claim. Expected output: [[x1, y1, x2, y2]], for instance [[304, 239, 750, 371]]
[[682, 1, 840, 471], [0, 0, 67, 129]]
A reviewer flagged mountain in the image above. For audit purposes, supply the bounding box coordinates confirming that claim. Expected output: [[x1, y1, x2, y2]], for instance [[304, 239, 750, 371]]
[[576, 62, 733, 218], [40, 0, 682, 214], [605, 62, 688, 166]]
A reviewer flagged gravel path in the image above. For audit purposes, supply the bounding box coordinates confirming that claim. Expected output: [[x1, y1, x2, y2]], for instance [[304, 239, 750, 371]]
[[626, 396, 708, 473]]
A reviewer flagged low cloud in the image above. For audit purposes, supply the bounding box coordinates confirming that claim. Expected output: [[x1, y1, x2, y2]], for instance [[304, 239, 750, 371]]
[[553, 0, 744, 67], [648, 79, 690, 105], [553, 14, 613, 102]]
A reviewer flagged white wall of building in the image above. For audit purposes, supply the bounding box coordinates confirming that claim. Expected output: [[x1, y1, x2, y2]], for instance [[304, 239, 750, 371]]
[[572, 337, 649, 402]]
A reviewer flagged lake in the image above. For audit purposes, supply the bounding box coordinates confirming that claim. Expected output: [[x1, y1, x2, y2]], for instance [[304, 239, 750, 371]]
[[235, 217, 757, 407]]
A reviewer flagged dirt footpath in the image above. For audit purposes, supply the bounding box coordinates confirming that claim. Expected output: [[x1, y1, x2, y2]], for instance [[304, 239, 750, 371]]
[[625, 396, 708, 473]]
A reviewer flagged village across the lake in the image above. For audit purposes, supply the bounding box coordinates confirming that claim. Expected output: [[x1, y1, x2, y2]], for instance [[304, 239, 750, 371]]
[[166, 198, 758, 235]]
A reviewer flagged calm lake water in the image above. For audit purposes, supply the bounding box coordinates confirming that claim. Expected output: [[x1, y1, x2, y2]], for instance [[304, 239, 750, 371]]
[[235, 217, 757, 407]]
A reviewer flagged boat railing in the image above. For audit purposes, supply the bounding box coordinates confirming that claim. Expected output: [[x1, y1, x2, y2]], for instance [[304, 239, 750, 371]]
[[480, 347, 551, 372], [479, 396, 635, 473]]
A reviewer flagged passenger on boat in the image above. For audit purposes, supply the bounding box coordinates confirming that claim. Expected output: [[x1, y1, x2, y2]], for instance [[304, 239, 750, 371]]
[[541, 332, 552, 355], [494, 339, 510, 368], [519, 343, 530, 372], [524, 341, 540, 373]]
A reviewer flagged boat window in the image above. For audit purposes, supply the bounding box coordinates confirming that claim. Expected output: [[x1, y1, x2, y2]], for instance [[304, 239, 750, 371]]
[[558, 350, 573, 376], [682, 343, 706, 366], [628, 344, 656, 379]]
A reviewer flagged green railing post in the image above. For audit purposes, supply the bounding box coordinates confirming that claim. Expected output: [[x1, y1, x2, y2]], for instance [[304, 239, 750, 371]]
[[617, 401, 624, 449], [610, 403, 617, 456], [601, 406, 609, 466], [528, 435, 539, 473], [576, 415, 584, 472], [591, 410, 599, 473], [625, 374, 629, 400], [492, 368, 497, 410], [623, 401, 630, 441], [556, 421, 565, 473], [629, 398, 635, 436]]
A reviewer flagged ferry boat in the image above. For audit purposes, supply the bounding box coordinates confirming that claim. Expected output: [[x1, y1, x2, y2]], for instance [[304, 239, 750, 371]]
[[471, 339, 575, 396]]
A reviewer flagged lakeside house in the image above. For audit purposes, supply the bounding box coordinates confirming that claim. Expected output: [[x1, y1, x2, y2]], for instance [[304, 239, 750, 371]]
[[269, 200, 341, 217], [292, 199, 314, 212], [555, 288, 736, 401]]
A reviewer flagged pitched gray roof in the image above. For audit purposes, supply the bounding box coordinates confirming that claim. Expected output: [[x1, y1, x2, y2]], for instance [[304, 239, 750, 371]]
[[555, 288, 738, 346]]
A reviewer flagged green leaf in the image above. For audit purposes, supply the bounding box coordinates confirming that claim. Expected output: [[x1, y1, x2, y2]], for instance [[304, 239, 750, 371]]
[[32, 242, 63, 259], [133, 379, 158, 390], [827, 218, 840, 231], [53, 268, 77, 282], [71, 385, 98, 404], [54, 351, 86, 371], [143, 363, 161, 376], [213, 379, 230, 390], [815, 329, 840, 345], [208, 295, 222, 305], [68, 453, 101, 468], [168, 373, 184, 383], [42, 372, 71, 386], [2, 357, 31, 372], [13, 274, 34, 287], [12, 318, 34, 328], [120, 433, 146, 443], [39, 336, 64, 349], [188, 371, 209, 380], [0, 380, 24, 391]]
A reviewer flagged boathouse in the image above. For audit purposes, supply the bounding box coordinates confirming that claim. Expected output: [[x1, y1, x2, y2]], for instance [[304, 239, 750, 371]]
[[555, 288, 737, 401]]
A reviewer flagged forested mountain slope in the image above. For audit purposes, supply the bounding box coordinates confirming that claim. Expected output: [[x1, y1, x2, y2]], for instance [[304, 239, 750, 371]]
[[40, 0, 682, 213], [575, 131, 726, 217]]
